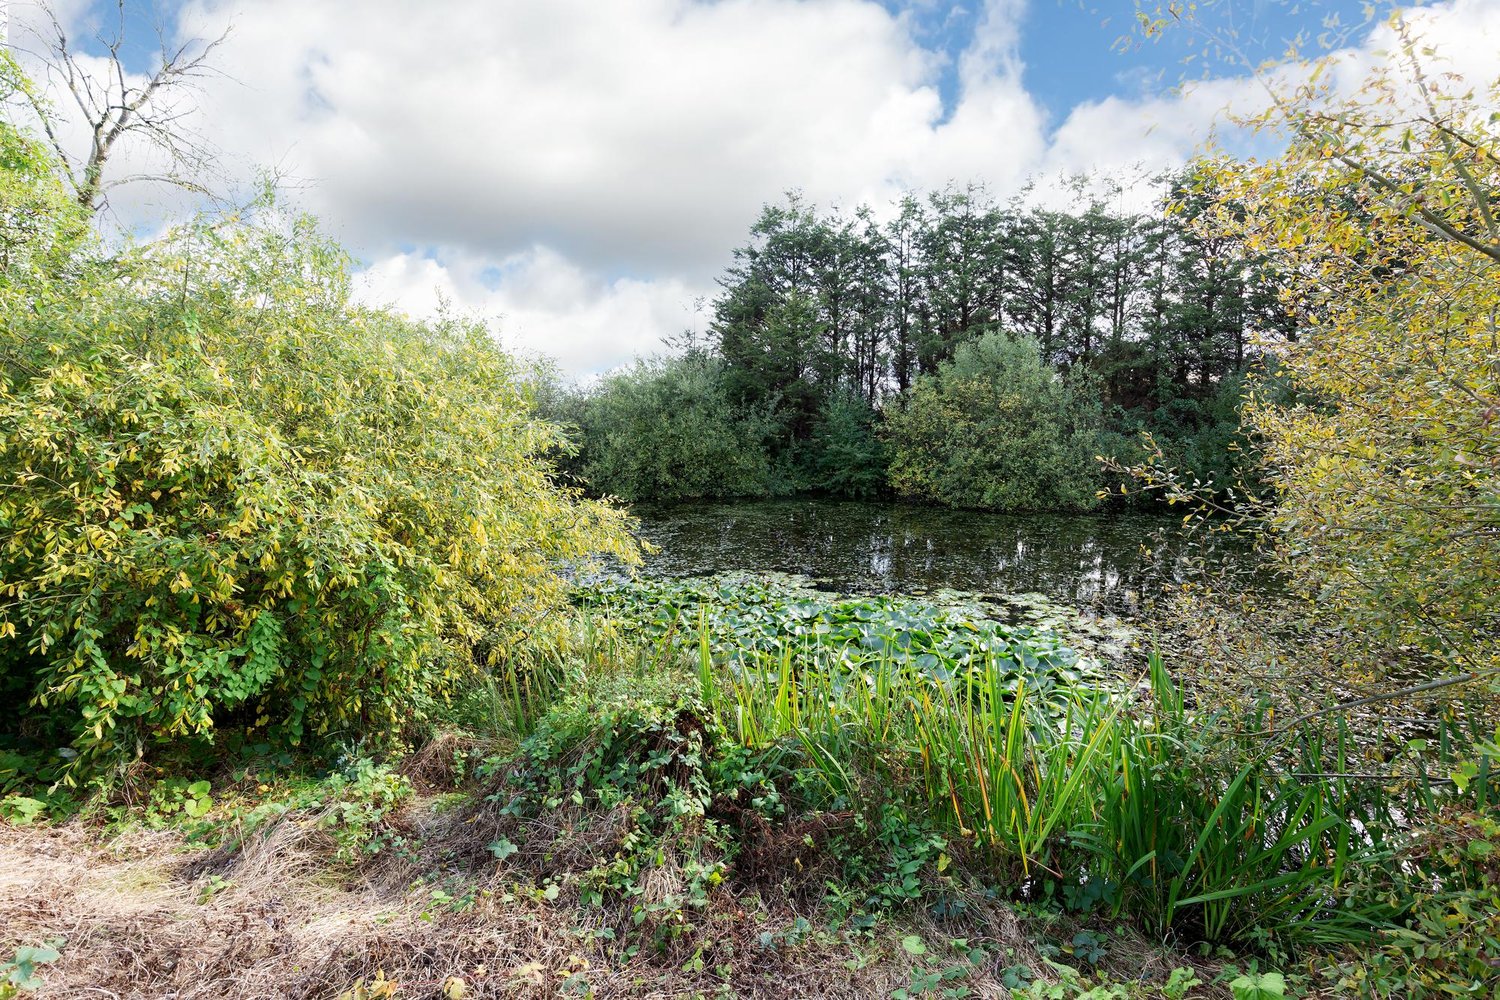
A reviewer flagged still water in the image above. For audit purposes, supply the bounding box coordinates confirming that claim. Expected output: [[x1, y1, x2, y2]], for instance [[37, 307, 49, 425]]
[[629, 500, 1207, 616]]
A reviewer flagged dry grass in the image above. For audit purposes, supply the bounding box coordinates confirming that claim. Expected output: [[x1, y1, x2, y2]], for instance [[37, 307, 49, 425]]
[[0, 799, 1080, 1000]]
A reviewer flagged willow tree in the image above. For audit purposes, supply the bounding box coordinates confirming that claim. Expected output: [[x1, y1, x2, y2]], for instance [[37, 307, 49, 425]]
[[0, 64, 639, 770], [1143, 16, 1500, 698]]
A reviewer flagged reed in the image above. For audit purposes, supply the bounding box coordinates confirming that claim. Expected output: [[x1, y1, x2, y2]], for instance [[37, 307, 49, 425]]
[[696, 625, 1406, 945]]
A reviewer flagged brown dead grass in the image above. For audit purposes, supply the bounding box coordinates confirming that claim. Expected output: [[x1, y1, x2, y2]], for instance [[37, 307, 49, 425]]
[[0, 776, 1217, 1000], [0, 804, 1050, 1000]]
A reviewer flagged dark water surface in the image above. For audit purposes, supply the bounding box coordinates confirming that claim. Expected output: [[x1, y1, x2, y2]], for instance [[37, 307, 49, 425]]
[[630, 500, 1206, 616]]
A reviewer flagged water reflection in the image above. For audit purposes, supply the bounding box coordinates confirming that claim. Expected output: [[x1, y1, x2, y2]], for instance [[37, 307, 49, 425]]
[[630, 500, 1210, 615]]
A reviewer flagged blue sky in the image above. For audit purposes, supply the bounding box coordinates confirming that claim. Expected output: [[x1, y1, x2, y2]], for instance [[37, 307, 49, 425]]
[[1006, 1, 1402, 123]]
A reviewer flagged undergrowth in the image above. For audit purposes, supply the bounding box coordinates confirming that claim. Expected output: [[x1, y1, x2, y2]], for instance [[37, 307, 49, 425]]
[[4, 580, 1499, 997]]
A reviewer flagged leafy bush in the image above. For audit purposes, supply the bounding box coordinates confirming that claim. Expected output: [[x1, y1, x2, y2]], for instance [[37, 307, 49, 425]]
[[192, 754, 417, 865], [477, 669, 767, 947], [573, 351, 780, 502], [1103, 369, 1259, 503], [0, 56, 88, 290], [1323, 802, 1500, 998], [806, 391, 887, 499], [0, 121, 636, 769], [478, 664, 966, 948], [885, 332, 1104, 512]]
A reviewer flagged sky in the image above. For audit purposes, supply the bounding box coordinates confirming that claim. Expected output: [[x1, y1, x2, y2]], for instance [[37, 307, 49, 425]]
[[7, 0, 1499, 375]]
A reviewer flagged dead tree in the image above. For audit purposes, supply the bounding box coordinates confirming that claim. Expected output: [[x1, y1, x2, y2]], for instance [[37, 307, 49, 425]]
[[13, 1, 229, 215]]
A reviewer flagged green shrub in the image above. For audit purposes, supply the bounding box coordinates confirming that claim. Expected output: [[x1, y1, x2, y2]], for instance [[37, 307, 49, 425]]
[[1325, 803, 1500, 997], [806, 390, 887, 499], [480, 669, 764, 946], [0, 127, 636, 769], [885, 332, 1103, 512], [573, 351, 779, 502], [220, 754, 416, 865]]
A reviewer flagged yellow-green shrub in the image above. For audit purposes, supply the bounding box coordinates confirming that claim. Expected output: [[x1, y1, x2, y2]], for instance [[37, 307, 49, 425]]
[[0, 128, 636, 768], [0, 57, 88, 287]]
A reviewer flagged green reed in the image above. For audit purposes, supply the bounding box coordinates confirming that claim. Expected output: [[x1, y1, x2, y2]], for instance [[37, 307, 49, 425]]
[[696, 621, 1408, 945]]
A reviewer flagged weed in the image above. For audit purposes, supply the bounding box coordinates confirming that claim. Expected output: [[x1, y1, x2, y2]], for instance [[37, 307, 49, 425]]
[[0, 796, 45, 825], [222, 756, 415, 865], [1227, 971, 1289, 1000], [195, 874, 233, 904], [1162, 967, 1202, 999], [1, 943, 61, 997]]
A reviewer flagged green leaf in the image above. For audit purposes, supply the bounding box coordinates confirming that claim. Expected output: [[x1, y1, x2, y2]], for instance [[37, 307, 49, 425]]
[[1229, 972, 1287, 1000]]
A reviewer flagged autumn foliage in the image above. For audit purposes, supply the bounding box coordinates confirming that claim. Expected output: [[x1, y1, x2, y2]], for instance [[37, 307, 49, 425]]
[[1216, 37, 1500, 679], [0, 84, 636, 768]]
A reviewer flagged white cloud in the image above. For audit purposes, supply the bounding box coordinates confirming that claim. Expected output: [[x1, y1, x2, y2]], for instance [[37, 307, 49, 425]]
[[356, 247, 712, 375], [161, 0, 1057, 372], [11, 0, 1499, 375], [178, 0, 984, 277]]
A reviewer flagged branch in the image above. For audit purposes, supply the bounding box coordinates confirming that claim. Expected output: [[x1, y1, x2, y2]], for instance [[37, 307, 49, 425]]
[[1332, 150, 1500, 266], [1263, 668, 1499, 735], [18, 1, 230, 213]]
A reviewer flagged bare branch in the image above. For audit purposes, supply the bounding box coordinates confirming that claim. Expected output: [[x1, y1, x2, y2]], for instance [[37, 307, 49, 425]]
[[13, 1, 231, 215], [1263, 668, 1499, 735]]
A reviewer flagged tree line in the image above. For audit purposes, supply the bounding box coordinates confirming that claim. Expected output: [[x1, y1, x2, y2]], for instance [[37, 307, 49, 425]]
[[553, 175, 1294, 509]]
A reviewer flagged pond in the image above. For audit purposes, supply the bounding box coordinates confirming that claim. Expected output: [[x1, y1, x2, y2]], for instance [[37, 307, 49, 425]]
[[628, 499, 1215, 618]]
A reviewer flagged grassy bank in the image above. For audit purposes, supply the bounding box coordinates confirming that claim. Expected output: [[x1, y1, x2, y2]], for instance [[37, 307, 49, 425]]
[[5, 577, 1496, 998]]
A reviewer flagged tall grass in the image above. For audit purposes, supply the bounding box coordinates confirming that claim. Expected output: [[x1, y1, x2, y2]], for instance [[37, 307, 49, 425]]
[[478, 596, 1442, 947], [464, 611, 648, 740], [696, 625, 1406, 945], [1074, 659, 1400, 944]]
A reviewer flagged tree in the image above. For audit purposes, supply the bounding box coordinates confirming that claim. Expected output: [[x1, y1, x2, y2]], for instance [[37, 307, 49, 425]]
[[11, 1, 228, 214], [807, 390, 887, 499], [884, 195, 925, 395], [713, 197, 835, 451], [1233, 31, 1499, 683], [914, 185, 1011, 375], [884, 332, 1104, 512], [574, 352, 779, 503], [1128, 13, 1500, 694], [690, 181, 1290, 507]]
